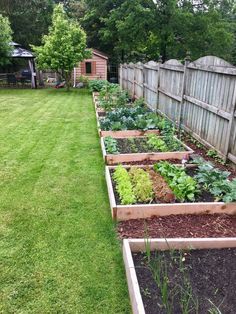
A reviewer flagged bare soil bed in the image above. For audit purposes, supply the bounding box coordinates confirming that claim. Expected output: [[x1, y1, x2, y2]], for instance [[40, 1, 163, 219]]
[[118, 214, 236, 239], [133, 248, 236, 313], [115, 137, 185, 154]]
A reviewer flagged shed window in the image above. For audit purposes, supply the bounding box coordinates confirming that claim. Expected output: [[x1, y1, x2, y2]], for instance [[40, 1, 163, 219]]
[[85, 62, 92, 74]]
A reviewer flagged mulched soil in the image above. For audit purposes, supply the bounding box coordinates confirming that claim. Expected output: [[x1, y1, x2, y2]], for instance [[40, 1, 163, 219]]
[[133, 248, 236, 313], [118, 214, 236, 238], [182, 134, 236, 178]]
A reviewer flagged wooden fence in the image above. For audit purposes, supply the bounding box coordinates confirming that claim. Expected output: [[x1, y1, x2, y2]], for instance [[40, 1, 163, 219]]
[[119, 56, 236, 164]]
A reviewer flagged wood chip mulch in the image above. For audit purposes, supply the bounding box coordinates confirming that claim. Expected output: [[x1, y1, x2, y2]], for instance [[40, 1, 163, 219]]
[[117, 214, 236, 239]]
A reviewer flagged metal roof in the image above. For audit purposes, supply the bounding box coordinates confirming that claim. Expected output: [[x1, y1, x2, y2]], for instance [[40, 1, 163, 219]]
[[10, 42, 35, 58]]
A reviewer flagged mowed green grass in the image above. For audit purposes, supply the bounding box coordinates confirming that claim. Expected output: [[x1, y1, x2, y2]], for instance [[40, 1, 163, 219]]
[[0, 89, 130, 313]]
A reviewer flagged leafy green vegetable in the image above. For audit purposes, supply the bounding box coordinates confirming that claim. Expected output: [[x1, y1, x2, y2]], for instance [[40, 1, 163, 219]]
[[193, 159, 235, 201], [129, 167, 153, 202], [113, 165, 136, 205], [154, 161, 198, 201], [88, 79, 108, 92], [146, 134, 168, 152], [104, 136, 119, 154]]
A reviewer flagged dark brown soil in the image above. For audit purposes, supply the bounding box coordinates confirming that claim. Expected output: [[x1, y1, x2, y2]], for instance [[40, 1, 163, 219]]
[[133, 248, 236, 313], [118, 214, 236, 239], [119, 159, 182, 166], [148, 169, 176, 203], [97, 111, 106, 117], [115, 137, 184, 154]]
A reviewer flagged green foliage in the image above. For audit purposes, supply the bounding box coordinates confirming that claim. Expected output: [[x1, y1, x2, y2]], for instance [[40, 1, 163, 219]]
[[88, 79, 108, 92], [223, 179, 236, 203], [81, 0, 235, 62], [0, 0, 54, 48], [0, 14, 12, 66], [193, 159, 236, 201], [206, 149, 226, 165], [129, 167, 153, 202], [32, 4, 90, 90], [104, 136, 119, 154], [154, 161, 198, 201], [99, 84, 129, 111], [146, 134, 168, 152], [113, 165, 136, 205], [100, 106, 163, 131]]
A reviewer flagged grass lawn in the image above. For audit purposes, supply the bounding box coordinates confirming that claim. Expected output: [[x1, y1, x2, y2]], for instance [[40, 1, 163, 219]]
[[0, 88, 130, 313]]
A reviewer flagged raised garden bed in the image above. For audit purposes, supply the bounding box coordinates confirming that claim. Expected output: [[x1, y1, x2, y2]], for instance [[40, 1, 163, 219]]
[[105, 164, 236, 221], [123, 238, 236, 314], [101, 134, 193, 165]]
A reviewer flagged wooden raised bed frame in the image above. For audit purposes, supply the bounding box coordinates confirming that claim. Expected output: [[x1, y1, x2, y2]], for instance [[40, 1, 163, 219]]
[[101, 136, 193, 165], [92, 92, 160, 138], [123, 238, 236, 314], [105, 165, 236, 221]]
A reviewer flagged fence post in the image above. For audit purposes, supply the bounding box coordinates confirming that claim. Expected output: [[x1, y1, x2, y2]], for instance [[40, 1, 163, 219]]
[[178, 52, 191, 133], [142, 63, 145, 100], [132, 63, 136, 99], [156, 55, 162, 113], [225, 93, 236, 161], [119, 64, 123, 88]]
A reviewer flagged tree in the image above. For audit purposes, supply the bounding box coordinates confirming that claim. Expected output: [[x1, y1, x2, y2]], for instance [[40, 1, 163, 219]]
[[32, 4, 90, 91], [0, 0, 54, 48], [0, 14, 13, 67]]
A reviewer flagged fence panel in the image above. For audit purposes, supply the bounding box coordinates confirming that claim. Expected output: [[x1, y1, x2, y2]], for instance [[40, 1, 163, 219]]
[[143, 61, 159, 110], [119, 56, 236, 163], [158, 60, 184, 123]]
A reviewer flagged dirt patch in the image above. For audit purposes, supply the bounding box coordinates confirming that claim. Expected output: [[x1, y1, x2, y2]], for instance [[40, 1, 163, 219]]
[[133, 248, 236, 313], [115, 137, 185, 154], [118, 214, 236, 238]]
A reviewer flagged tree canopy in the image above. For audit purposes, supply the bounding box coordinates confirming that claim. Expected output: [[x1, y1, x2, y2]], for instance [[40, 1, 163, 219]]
[[32, 4, 90, 90], [1, 0, 236, 64], [0, 13, 13, 67]]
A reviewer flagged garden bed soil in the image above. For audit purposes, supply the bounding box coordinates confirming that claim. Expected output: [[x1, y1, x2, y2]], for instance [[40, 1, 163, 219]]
[[133, 248, 236, 314], [106, 165, 236, 221], [102, 136, 193, 164], [115, 137, 185, 154], [118, 214, 236, 239]]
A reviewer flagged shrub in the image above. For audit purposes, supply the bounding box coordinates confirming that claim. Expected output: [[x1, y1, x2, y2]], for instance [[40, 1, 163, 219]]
[[88, 79, 108, 92]]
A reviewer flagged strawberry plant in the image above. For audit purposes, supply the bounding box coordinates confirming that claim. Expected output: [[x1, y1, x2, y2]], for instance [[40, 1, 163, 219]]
[[113, 165, 136, 205]]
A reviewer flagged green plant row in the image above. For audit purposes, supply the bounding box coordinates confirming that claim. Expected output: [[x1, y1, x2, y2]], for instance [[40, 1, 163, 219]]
[[100, 106, 172, 131], [88, 79, 109, 92], [104, 136, 119, 154], [154, 161, 198, 201], [113, 166, 153, 204]]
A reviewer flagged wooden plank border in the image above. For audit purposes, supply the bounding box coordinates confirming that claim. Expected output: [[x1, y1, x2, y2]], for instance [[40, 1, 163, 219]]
[[101, 136, 193, 165], [105, 165, 236, 221], [123, 238, 236, 314]]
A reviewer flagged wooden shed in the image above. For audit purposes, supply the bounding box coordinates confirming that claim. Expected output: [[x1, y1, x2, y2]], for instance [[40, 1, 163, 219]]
[[73, 49, 108, 85]]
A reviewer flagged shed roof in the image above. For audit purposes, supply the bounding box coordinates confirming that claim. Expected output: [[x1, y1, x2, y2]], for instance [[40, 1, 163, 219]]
[[91, 49, 108, 60]]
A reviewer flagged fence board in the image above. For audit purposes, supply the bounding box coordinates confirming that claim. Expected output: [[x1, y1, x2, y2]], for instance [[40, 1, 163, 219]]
[[119, 56, 236, 163]]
